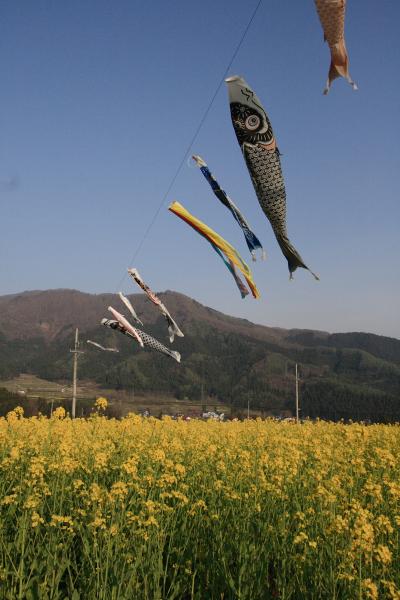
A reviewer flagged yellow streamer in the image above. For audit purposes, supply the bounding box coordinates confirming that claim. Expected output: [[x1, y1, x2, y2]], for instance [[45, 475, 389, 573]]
[[169, 201, 260, 299]]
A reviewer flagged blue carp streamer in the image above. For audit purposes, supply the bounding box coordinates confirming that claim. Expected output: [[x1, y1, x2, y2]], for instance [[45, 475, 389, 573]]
[[192, 155, 265, 261]]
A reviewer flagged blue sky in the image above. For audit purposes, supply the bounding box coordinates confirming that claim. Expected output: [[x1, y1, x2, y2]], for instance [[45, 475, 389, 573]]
[[1, 1, 399, 337]]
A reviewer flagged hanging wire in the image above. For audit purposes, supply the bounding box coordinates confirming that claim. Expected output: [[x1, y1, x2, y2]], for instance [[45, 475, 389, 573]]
[[115, 0, 263, 293]]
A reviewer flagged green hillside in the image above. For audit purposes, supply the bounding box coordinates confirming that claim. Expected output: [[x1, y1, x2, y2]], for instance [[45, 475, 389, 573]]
[[0, 290, 399, 422]]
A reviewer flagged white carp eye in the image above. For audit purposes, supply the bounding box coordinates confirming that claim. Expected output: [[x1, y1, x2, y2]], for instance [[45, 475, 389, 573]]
[[245, 114, 261, 130]]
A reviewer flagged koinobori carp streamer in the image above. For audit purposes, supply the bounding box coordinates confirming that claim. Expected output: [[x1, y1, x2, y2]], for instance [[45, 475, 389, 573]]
[[108, 306, 144, 347], [118, 292, 143, 326], [192, 155, 265, 261], [314, 0, 357, 94], [86, 340, 119, 353], [127, 268, 184, 343], [225, 75, 319, 281], [168, 200, 260, 299], [211, 243, 250, 299], [101, 318, 181, 363]]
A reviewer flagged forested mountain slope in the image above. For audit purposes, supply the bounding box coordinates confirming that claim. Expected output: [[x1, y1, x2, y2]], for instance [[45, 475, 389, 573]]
[[0, 290, 399, 421]]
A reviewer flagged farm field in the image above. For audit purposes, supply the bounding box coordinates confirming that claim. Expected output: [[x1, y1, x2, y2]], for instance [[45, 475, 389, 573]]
[[0, 374, 232, 418], [1, 410, 400, 599]]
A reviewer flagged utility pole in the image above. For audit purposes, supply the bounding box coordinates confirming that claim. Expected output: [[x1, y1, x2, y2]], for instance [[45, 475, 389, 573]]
[[295, 363, 300, 424], [201, 361, 206, 413], [70, 328, 84, 418]]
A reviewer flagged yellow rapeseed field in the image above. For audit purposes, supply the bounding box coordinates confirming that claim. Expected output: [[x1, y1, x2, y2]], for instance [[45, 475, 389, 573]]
[[1, 405, 400, 599]]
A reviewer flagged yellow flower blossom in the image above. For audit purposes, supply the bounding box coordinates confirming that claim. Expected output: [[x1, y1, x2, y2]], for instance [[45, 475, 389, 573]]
[[171, 491, 189, 505], [90, 516, 107, 530], [89, 483, 103, 504], [375, 515, 394, 534], [1, 494, 17, 506], [29, 457, 46, 480], [151, 449, 166, 462], [52, 406, 66, 419], [94, 397, 108, 411], [362, 578, 379, 600], [31, 512, 44, 528], [143, 516, 158, 527], [382, 581, 400, 600], [109, 481, 128, 501], [9, 447, 21, 461], [293, 532, 308, 545], [72, 479, 85, 491], [375, 544, 392, 565], [188, 499, 207, 516], [123, 456, 139, 477], [174, 463, 186, 476], [0, 412, 399, 596], [49, 515, 74, 533], [24, 496, 40, 510]]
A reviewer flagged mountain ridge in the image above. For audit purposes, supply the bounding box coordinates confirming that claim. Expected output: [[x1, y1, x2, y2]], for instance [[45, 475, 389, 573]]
[[0, 287, 365, 341]]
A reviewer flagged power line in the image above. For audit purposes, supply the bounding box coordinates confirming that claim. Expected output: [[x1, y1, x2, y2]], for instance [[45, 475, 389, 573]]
[[115, 0, 263, 292]]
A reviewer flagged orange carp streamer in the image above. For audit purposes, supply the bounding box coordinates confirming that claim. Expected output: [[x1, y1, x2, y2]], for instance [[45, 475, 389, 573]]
[[314, 0, 357, 94]]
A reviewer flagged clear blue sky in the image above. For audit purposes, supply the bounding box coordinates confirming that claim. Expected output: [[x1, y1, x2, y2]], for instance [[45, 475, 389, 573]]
[[1, 1, 399, 337]]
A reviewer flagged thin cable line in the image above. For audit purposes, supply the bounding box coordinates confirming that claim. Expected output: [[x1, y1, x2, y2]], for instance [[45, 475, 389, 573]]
[[115, 0, 263, 293]]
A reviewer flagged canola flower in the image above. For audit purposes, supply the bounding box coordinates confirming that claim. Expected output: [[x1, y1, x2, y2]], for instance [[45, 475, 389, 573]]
[[0, 410, 400, 599], [94, 396, 108, 412]]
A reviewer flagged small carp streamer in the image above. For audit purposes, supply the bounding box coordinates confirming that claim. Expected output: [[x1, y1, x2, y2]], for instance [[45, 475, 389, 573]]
[[225, 76, 319, 281], [168, 201, 260, 299], [118, 292, 143, 325], [108, 306, 144, 347], [87, 340, 119, 353], [101, 319, 181, 363], [314, 0, 357, 94], [127, 268, 184, 343], [192, 155, 265, 261]]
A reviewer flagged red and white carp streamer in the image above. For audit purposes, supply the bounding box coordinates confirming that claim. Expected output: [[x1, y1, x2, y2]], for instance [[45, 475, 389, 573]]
[[118, 292, 143, 326], [314, 0, 357, 94], [127, 268, 184, 343], [107, 306, 144, 347], [87, 340, 119, 353]]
